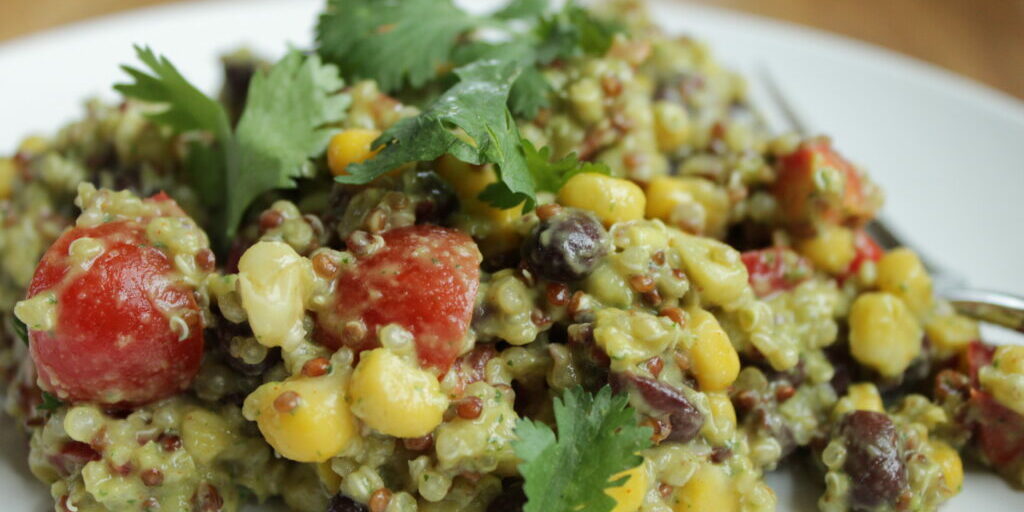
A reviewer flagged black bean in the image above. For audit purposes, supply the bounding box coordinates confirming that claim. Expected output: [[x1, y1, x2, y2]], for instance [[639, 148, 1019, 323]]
[[523, 208, 608, 282], [327, 494, 368, 512], [840, 411, 908, 510], [408, 171, 457, 224], [615, 372, 704, 443]]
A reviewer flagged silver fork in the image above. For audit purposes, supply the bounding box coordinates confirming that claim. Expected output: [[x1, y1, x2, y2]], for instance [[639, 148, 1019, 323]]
[[758, 68, 1024, 333]]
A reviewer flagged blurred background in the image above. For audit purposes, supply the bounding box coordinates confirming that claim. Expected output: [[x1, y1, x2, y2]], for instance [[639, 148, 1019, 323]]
[[1, 0, 1022, 99]]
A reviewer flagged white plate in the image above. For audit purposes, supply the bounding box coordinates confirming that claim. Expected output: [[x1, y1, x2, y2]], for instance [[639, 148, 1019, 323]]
[[1, 0, 1022, 510]]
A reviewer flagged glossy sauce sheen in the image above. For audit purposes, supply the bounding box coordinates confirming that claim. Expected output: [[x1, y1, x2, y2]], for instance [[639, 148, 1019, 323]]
[[27, 221, 203, 405], [322, 225, 481, 370]]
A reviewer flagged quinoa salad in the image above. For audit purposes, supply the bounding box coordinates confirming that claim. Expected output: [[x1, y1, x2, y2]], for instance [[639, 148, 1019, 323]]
[[1, 1, 1022, 511]]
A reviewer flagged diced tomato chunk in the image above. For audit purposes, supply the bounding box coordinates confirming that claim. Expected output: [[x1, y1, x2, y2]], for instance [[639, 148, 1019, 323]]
[[850, 229, 883, 272], [319, 225, 481, 370], [740, 247, 813, 297], [962, 340, 996, 388], [839, 229, 884, 281], [773, 139, 874, 228], [26, 212, 204, 406], [971, 389, 1024, 469]]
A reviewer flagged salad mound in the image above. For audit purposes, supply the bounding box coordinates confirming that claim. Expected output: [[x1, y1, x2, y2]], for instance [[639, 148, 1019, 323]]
[[0, 1, 1020, 511]]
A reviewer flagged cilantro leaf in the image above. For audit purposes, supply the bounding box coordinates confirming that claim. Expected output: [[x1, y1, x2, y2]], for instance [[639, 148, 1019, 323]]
[[494, 0, 548, 20], [337, 59, 529, 192], [115, 45, 233, 209], [525, 139, 610, 191], [317, 0, 477, 92], [455, 3, 620, 120], [535, 5, 618, 64], [115, 45, 232, 138], [227, 51, 348, 237], [37, 391, 64, 413], [514, 386, 652, 512], [117, 48, 347, 244], [453, 40, 550, 119], [508, 67, 551, 119], [480, 140, 609, 209], [11, 315, 28, 346]]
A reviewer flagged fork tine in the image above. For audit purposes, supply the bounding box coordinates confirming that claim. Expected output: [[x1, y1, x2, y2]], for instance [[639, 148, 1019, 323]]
[[755, 66, 966, 289]]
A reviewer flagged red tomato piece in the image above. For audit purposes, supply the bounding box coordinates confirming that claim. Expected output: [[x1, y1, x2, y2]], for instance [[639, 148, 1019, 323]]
[[740, 247, 813, 297], [970, 389, 1024, 469], [838, 229, 884, 282], [962, 340, 996, 388], [849, 229, 883, 273], [27, 220, 203, 406], [319, 225, 481, 370], [773, 139, 873, 228]]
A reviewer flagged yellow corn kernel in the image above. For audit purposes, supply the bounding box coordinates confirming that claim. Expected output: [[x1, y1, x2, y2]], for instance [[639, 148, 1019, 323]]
[[688, 309, 740, 392], [925, 312, 979, 358], [796, 224, 855, 274], [672, 233, 749, 307], [992, 345, 1024, 374], [244, 373, 357, 463], [559, 173, 646, 226], [606, 465, 648, 512], [0, 157, 14, 200], [701, 392, 737, 446], [349, 348, 449, 438], [833, 382, 884, 418], [436, 155, 497, 216], [930, 440, 963, 496], [645, 176, 729, 238], [672, 464, 739, 512], [847, 382, 884, 412], [436, 155, 523, 254], [849, 292, 923, 377], [237, 241, 313, 351], [327, 129, 381, 176], [653, 101, 690, 152], [979, 345, 1024, 416], [877, 248, 934, 317], [181, 408, 234, 465]]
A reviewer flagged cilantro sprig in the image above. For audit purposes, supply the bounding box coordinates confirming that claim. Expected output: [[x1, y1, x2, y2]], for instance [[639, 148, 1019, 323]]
[[116, 47, 348, 245], [320, 0, 618, 210], [514, 386, 652, 512], [335, 58, 537, 205], [480, 139, 609, 208], [113, 0, 619, 238]]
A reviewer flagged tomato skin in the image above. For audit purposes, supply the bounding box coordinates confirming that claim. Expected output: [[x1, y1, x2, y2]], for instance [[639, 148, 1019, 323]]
[[848, 229, 883, 273], [740, 247, 813, 297], [27, 220, 203, 406], [962, 340, 995, 388], [320, 225, 481, 370], [971, 389, 1024, 469], [773, 139, 872, 228], [952, 341, 1024, 471], [837, 229, 884, 283]]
